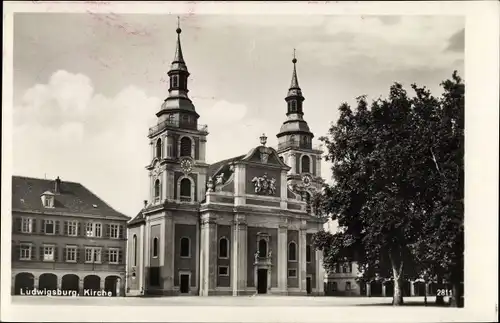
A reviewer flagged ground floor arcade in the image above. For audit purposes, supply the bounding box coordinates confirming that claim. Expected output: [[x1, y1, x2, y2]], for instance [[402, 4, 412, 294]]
[[12, 269, 126, 296]]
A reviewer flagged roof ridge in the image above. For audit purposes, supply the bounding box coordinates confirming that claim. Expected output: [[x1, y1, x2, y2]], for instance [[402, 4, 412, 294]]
[[12, 175, 80, 185]]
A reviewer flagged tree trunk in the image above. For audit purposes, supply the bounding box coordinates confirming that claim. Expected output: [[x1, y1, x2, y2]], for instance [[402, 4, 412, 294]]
[[435, 275, 445, 305], [424, 282, 428, 306], [390, 253, 404, 306], [449, 282, 461, 307]]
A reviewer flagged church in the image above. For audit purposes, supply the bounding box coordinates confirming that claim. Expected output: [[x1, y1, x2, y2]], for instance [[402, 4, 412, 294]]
[[126, 23, 327, 296]]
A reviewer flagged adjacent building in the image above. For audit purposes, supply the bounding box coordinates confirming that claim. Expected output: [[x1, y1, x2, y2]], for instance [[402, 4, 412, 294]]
[[126, 24, 327, 296], [11, 176, 129, 296]]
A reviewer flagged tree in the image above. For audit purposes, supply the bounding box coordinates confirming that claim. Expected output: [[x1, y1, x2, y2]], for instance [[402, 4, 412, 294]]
[[313, 72, 464, 306], [409, 72, 464, 307]]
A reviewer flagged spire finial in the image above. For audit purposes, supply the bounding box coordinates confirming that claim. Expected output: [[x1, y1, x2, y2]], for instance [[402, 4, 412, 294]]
[[292, 48, 297, 64], [176, 16, 181, 34]]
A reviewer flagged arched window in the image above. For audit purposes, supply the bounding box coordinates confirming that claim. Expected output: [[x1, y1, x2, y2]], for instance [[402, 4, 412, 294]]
[[166, 136, 174, 158], [155, 138, 162, 158], [288, 241, 297, 261], [301, 155, 310, 173], [154, 179, 161, 202], [180, 178, 192, 201], [290, 100, 297, 112], [306, 245, 312, 263], [258, 239, 267, 257], [180, 237, 190, 258], [180, 137, 192, 157], [219, 237, 229, 259], [152, 237, 158, 258], [133, 235, 137, 266], [290, 135, 296, 144]]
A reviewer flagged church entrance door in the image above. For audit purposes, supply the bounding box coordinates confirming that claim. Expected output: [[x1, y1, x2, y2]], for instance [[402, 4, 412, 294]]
[[257, 269, 268, 294], [306, 277, 312, 294], [180, 274, 190, 294]]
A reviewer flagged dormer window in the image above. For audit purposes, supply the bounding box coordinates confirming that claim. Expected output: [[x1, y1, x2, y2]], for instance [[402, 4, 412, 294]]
[[41, 191, 55, 208]]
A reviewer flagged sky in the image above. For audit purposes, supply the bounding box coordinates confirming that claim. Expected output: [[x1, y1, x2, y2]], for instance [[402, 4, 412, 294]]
[[12, 13, 464, 217]]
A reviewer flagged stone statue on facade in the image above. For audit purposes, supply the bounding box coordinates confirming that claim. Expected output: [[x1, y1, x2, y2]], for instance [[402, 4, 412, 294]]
[[254, 251, 259, 263], [268, 249, 272, 259], [269, 178, 277, 195], [215, 173, 225, 186]]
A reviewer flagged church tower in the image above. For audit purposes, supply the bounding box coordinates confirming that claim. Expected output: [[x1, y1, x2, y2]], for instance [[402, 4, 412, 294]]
[[276, 51, 323, 214], [146, 19, 209, 206]]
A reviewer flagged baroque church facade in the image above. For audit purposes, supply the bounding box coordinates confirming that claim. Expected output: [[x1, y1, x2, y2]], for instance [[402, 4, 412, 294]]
[[126, 24, 327, 296]]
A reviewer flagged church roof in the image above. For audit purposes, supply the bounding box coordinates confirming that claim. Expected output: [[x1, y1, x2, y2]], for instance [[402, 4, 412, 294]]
[[128, 210, 145, 226], [12, 175, 130, 219], [208, 154, 246, 178]]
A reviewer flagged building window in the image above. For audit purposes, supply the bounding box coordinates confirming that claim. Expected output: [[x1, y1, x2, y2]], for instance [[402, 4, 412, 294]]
[[85, 247, 102, 263], [290, 100, 297, 112], [301, 155, 311, 173], [180, 137, 192, 157], [155, 138, 162, 158], [44, 220, 55, 235], [66, 221, 78, 236], [218, 266, 229, 276], [180, 237, 190, 258], [172, 75, 179, 88], [342, 262, 351, 273], [154, 179, 161, 202], [345, 282, 352, 290], [21, 217, 33, 233], [108, 248, 119, 264], [43, 245, 55, 261], [108, 224, 120, 239], [288, 241, 297, 261], [133, 235, 137, 266], [152, 237, 159, 258], [44, 198, 51, 207], [258, 239, 267, 257], [219, 237, 229, 259], [288, 269, 297, 278], [166, 136, 174, 158], [167, 114, 175, 124], [330, 282, 338, 291], [306, 245, 312, 263], [179, 178, 192, 202], [86, 222, 102, 237], [19, 243, 32, 260], [65, 246, 77, 262]]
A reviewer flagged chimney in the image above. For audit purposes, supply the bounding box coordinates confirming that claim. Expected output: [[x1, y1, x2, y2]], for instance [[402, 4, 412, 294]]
[[143, 200, 147, 209], [54, 176, 61, 194]]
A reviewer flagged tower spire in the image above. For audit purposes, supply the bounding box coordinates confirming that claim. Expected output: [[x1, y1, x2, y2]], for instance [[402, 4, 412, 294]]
[[172, 16, 186, 70], [287, 49, 302, 98], [155, 17, 199, 120], [290, 48, 299, 89]]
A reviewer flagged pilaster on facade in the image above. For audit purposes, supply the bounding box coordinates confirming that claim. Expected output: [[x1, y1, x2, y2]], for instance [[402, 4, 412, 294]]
[[200, 213, 217, 296], [299, 220, 307, 293], [162, 215, 174, 291], [315, 249, 325, 295], [231, 213, 248, 295], [278, 218, 289, 293], [233, 164, 246, 206]]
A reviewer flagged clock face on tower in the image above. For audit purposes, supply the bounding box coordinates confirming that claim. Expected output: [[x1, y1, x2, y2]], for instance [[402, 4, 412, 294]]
[[302, 174, 312, 187], [180, 158, 193, 174]]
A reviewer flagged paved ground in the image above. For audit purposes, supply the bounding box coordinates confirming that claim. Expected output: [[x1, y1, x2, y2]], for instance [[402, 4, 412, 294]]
[[11, 295, 448, 307]]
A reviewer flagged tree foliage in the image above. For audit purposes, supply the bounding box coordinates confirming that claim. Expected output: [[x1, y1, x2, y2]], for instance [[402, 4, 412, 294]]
[[313, 72, 464, 307]]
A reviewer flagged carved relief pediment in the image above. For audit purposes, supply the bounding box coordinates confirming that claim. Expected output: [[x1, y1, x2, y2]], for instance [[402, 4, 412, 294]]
[[251, 173, 277, 196]]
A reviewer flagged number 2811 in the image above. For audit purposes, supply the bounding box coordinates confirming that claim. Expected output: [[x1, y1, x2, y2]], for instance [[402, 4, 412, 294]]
[[437, 289, 453, 296]]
